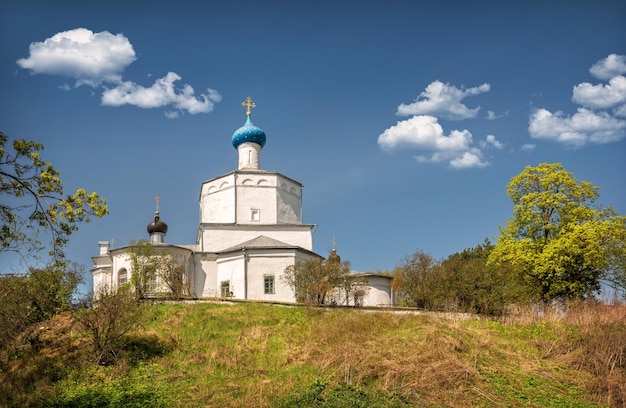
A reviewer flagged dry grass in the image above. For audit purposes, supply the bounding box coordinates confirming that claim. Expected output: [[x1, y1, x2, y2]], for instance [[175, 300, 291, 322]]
[[2, 301, 624, 407], [504, 300, 626, 407], [289, 312, 484, 406]]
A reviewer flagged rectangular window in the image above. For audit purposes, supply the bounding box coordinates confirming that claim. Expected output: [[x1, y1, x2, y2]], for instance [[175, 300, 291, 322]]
[[221, 280, 231, 298], [264, 275, 275, 294], [251, 208, 260, 222]]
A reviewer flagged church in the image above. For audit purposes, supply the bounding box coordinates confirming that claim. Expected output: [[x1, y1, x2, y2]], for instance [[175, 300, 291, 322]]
[[91, 98, 394, 307]]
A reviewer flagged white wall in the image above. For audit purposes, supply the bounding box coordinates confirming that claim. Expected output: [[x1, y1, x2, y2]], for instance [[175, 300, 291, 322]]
[[245, 251, 298, 302], [362, 276, 393, 307], [216, 254, 245, 298], [200, 225, 314, 253], [200, 174, 236, 224]]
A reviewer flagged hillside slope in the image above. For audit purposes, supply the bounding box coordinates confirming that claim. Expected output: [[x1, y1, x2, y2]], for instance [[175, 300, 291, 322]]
[[2, 302, 624, 407]]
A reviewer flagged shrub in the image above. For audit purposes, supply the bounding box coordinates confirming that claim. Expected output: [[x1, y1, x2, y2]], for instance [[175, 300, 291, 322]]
[[74, 285, 143, 365]]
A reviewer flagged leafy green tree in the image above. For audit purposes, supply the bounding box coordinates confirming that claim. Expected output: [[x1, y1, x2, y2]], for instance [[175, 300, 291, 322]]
[[392, 244, 531, 314], [0, 131, 108, 262], [25, 263, 83, 321], [488, 163, 626, 301], [439, 240, 532, 315]]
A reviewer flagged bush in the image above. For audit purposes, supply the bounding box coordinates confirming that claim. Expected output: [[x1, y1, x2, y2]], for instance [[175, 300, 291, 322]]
[[74, 285, 143, 365], [0, 264, 82, 363]]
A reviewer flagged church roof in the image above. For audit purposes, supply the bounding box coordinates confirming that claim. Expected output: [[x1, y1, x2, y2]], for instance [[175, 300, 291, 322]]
[[221, 235, 297, 252], [218, 235, 322, 259]]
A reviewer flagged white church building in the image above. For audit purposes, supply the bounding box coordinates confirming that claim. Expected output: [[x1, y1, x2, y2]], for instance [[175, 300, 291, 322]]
[[91, 98, 393, 307]]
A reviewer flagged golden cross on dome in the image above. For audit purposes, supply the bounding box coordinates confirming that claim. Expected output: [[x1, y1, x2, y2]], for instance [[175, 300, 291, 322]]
[[154, 195, 160, 211], [241, 96, 256, 116]]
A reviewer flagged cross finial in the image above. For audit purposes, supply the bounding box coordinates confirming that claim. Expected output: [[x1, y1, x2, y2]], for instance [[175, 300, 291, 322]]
[[331, 236, 337, 251], [241, 96, 256, 116], [154, 195, 160, 211]]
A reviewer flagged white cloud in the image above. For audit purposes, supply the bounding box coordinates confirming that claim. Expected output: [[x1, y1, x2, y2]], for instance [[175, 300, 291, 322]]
[[528, 54, 626, 147], [377, 115, 488, 168], [486, 110, 509, 120], [486, 111, 499, 120], [449, 150, 488, 169], [529, 108, 626, 147], [16, 28, 135, 86], [396, 80, 490, 120], [415, 148, 487, 168], [378, 115, 470, 151], [521, 143, 535, 151], [572, 75, 626, 110], [589, 54, 626, 80], [17, 28, 222, 117], [479, 134, 503, 149], [101, 72, 222, 115]]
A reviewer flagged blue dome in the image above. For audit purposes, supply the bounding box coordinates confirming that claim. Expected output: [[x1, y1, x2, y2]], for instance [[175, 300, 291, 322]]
[[232, 116, 266, 149]]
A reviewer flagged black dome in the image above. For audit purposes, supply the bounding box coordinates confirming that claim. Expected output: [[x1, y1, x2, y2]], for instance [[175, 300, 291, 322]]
[[147, 211, 168, 234]]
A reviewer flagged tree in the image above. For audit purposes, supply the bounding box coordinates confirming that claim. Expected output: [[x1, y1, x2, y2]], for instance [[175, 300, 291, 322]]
[[282, 251, 360, 306], [438, 240, 532, 315], [0, 131, 108, 262], [391, 249, 440, 308], [326, 250, 369, 306], [392, 244, 532, 314], [127, 240, 189, 299], [488, 163, 626, 301], [25, 263, 83, 321]]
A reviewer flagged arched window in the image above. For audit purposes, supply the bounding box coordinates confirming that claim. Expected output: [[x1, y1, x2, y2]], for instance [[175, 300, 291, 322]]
[[118, 268, 128, 286]]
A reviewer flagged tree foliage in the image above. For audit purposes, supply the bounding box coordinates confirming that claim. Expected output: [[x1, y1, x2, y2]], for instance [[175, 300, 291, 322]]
[[0, 131, 108, 262], [127, 240, 190, 300], [393, 245, 532, 314], [488, 163, 626, 301], [439, 241, 533, 314], [392, 250, 440, 309], [0, 263, 82, 361], [282, 252, 366, 306]]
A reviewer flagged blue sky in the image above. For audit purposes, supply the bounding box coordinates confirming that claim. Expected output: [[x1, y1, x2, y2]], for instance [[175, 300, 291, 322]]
[[1, 1, 625, 293]]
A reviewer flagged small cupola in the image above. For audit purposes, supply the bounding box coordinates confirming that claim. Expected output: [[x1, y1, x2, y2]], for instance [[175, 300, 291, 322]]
[[147, 210, 168, 244]]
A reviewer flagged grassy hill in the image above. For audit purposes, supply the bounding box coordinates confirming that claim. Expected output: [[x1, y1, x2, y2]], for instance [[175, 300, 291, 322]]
[[2, 301, 625, 407]]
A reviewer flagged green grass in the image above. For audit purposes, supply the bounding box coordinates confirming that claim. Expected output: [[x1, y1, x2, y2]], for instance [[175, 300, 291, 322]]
[[2, 301, 623, 407]]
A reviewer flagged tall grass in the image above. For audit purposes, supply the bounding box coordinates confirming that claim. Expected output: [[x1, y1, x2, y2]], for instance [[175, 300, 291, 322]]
[[503, 300, 626, 406]]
